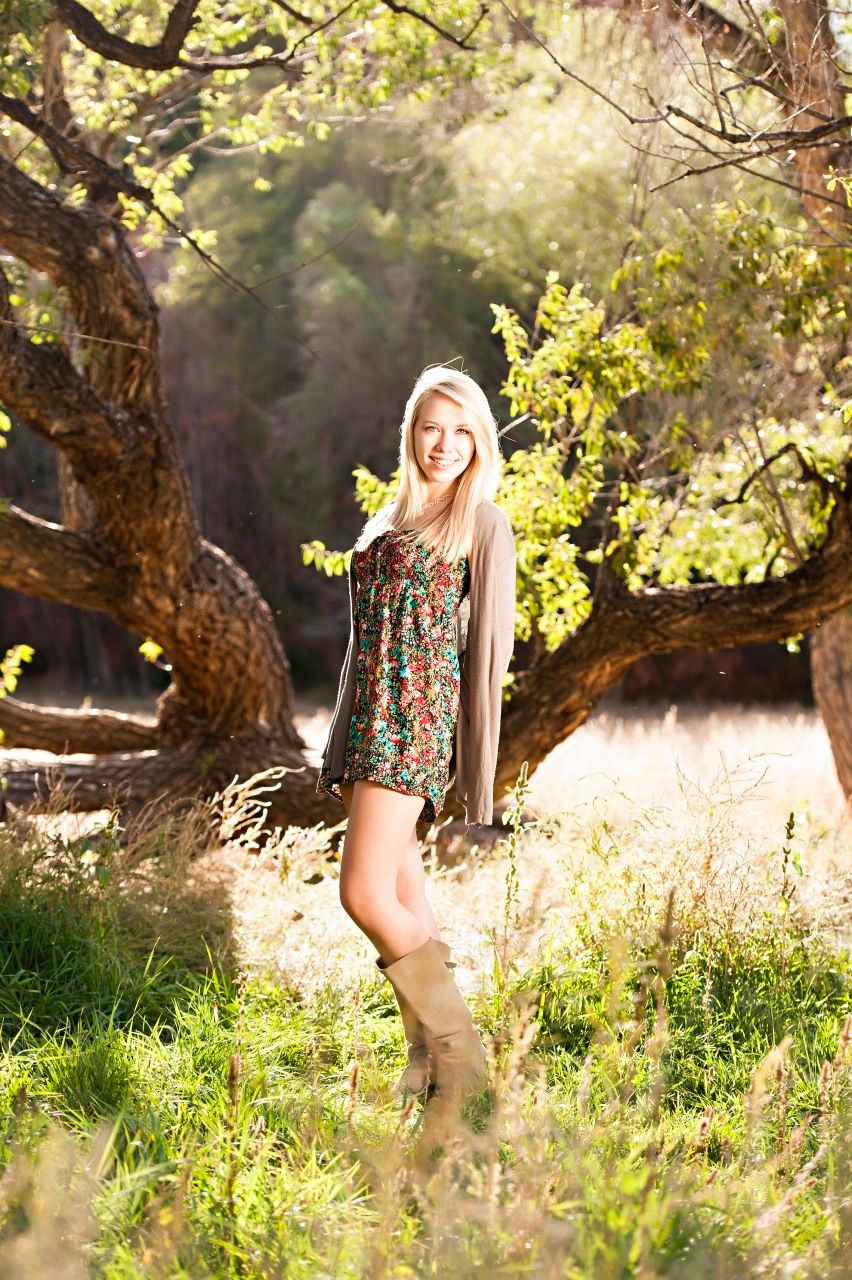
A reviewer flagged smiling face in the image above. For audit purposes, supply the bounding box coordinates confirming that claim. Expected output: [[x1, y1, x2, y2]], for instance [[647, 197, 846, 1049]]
[[412, 391, 477, 502]]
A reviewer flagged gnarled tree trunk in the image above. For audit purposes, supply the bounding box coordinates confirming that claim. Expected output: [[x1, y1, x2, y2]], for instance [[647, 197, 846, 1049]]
[[0, 155, 331, 827], [778, 0, 852, 801], [810, 608, 852, 800]]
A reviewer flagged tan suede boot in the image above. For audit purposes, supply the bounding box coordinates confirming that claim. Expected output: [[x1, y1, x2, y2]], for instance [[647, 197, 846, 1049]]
[[379, 937, 487, 1103], [377, 938, 455, 1095]]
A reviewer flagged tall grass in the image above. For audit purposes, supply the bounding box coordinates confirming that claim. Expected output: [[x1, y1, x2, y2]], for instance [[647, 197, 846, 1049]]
[[1, 712, 851, 1278]]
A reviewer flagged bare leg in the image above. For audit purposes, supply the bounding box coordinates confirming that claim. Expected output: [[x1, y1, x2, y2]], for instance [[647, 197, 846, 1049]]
[[337, 779, 431, 965], [396, 826, 439, 939], [340, 785, 438, 940], [338, 783, 482, 1105]]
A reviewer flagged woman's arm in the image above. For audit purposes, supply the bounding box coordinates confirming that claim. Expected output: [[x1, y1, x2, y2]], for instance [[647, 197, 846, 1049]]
[[460, 505, 517, 824], [319, 551, 360, 771]]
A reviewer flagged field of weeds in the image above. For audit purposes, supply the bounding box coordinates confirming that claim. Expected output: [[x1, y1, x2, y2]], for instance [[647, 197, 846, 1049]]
[[1, 704, 851, 1278]]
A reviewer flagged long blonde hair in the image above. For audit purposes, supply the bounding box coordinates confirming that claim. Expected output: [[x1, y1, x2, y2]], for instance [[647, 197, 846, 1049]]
[[354, 365, 504, 566]]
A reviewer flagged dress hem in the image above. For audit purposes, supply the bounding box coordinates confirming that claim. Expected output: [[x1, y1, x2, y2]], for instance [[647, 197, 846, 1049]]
[[317, 773, 439, 824]]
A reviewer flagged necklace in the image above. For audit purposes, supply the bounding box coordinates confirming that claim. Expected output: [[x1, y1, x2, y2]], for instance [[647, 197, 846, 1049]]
[[418, 490, 454, 517]]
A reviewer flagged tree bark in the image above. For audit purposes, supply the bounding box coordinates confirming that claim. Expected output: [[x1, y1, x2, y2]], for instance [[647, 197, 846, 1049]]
[[0, 699, 157, 753], [0, 143, 331, 828], [52, 1, 202, 71], [810, 607, 852, 799], [775, 0, 852, 801]]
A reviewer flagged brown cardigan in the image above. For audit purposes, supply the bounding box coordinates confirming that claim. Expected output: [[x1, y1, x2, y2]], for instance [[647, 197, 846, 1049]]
[[318, 498, 517, 825]]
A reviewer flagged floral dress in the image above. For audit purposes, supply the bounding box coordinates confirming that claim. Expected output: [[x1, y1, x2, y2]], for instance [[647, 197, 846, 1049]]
[[317, 527, 470, 823]]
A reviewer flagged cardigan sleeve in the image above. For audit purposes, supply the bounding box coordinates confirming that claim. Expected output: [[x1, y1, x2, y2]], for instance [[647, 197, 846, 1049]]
[[460, 507, 517, 824], [318, 551, 360, 775]]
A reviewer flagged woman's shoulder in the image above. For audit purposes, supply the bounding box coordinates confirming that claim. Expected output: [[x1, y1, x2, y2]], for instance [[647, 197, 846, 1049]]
[[474, 496, 509, 525]]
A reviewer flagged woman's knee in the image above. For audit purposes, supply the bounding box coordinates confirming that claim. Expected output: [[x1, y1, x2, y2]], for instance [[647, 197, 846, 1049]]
[[337, 782, 424, 925], [338, 874, 360, 920], [338, 874, 389, 928]]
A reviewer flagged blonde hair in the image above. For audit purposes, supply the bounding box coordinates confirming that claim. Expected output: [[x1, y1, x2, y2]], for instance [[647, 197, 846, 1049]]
[[354, 364, 504, 566]]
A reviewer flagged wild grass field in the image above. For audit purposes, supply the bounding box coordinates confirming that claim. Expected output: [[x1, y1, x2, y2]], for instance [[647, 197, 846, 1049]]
[[1, 704, 851, 1278]]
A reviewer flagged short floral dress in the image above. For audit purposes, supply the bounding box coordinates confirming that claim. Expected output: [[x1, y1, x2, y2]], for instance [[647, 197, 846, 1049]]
[[317, 526, 470, 823]]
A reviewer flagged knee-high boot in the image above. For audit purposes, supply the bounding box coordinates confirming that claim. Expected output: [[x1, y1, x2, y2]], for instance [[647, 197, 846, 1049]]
[[377, 938, 455, 1095], [378, 937, 487, 1102]]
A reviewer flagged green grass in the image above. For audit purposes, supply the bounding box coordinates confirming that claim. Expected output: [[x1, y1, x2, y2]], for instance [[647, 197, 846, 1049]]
[[0, 801, 850, 1279]]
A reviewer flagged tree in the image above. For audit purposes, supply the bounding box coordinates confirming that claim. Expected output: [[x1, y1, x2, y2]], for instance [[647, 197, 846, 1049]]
[[2, 1, 850, 829], [0, 0, 494, 823], [519, 0, 852, 797]]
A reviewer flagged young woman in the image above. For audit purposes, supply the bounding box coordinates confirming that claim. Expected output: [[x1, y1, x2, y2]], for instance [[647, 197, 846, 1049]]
[[316, 364, 517, 1105]]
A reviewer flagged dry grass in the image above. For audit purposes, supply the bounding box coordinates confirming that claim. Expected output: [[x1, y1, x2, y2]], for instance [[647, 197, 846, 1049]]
[[528, 703, 847, 842], [229, 703, 852, 1001], [4, 705, 848, 997]]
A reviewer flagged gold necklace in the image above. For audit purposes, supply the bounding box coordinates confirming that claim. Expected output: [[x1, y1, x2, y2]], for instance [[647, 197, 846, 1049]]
[[418, 491, 453, 516]]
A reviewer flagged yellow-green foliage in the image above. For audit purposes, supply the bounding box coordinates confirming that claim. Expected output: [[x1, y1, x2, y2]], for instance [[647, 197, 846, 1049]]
[[0, 645, 33, 697], [0, 0, 498, 256], [0, 645, 34, 746], [307, 201, 849, 660]]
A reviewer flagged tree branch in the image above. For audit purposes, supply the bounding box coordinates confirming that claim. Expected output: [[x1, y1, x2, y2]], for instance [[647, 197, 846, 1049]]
[[0, 91, 161, 202], [0, 746, 191, 814], [0, 154, 160, 409], [668, 0, 774, 73], [495, 0, 663, 127], [270, 0, 315, 25], [0, 271, 129, 470], [713, 441, 835, 509], [0, 99, 319, 359], [624, 456, 850, 652], [53, 0, 348, 75], [662, 100, 852, 149], [571, 0, 776, 76], [41, 17, 78, 138], [381, 1, 489, 50], [54, 0, 202, 70], [0, 502, 128, 607], [484, 459, 852, 821], [1, 245, 199, 575], [0, 699, 158, 753], [54, 0, 490, 76]]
